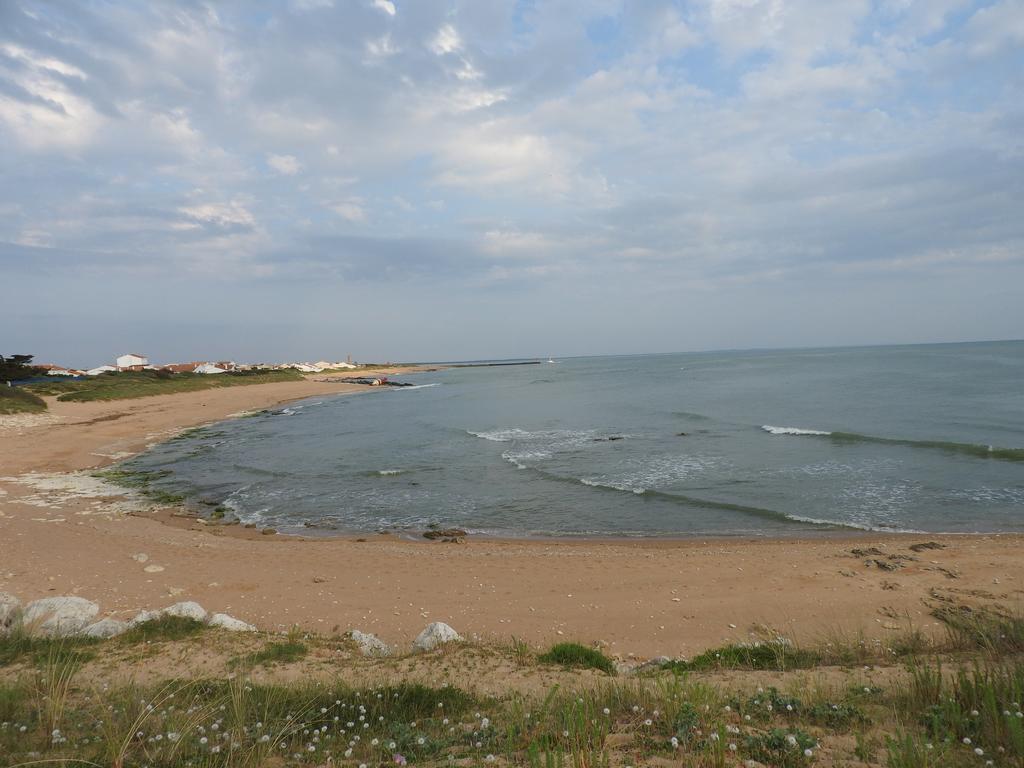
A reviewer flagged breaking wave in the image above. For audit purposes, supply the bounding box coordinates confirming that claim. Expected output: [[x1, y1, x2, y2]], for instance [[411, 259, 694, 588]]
[[762, 426, 1024, 462]]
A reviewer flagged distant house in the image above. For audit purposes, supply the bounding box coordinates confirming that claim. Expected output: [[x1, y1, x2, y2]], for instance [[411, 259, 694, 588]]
[[116, 353, 148, 371], [37, 364, 80, 376], [193, 363, 227, 374], [85, 365, 117, 376]]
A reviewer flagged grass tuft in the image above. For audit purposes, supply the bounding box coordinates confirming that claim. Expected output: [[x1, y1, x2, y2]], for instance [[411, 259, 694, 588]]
[[120, 615, 206, 643], [538, 643, 615, 674]]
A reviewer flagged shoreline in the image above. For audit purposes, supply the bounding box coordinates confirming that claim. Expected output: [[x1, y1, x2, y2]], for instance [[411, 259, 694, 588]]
[[3, 374, 1024, 657]]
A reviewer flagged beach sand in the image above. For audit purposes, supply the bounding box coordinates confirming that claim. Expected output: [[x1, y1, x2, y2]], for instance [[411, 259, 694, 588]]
[[2, 376, 1022, 659]]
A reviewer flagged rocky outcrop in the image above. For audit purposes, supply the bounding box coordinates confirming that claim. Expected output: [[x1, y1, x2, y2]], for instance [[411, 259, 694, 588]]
[[350, 629, 391, 657], [131, 601, 208, 625], [23, 596, 100, 637], [411, 622, 462, 652], [0, 592, 21, 633], [83, 618, 130, 639], [208, 613, 256, 632]]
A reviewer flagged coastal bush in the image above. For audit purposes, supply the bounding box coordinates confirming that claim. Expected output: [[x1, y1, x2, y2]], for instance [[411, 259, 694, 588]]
[[0, 385, 46, 414], [539, 643, 615, 674]]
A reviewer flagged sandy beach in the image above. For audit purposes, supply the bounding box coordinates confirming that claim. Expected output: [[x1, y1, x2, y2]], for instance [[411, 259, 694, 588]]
[[2, 377, 1022, 660]]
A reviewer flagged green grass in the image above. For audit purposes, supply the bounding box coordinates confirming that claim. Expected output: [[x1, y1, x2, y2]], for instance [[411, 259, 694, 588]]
[[24, 368, 303, 403], [664, 640, 822, 672], [0, 627, 98, 668], [244, 640, 308, 666], [0, 385, 46, 414], [538, 643, 615, 674], [120, 615, 206, 643]]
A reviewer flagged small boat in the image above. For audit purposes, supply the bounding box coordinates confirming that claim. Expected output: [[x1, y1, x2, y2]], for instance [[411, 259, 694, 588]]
[[546, 357, 556, 364]]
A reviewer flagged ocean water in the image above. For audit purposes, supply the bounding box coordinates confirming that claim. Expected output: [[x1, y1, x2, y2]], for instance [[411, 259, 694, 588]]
[[125, 341, 1024, 538]]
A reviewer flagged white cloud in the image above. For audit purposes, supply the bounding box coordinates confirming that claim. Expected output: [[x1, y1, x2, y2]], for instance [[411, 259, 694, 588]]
[[179, 201, 257, 229], [329, 199, 367, 222], [267, 154, 302, 175], [430, 24, 462, 55], [371, 0, 396, 16]]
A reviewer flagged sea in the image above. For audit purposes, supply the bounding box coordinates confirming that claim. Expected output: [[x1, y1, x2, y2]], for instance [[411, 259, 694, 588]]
[[123, 341, 1024, 538]]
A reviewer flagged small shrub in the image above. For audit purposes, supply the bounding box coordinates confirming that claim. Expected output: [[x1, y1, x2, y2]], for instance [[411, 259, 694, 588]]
[[538, 643, 615, 674]]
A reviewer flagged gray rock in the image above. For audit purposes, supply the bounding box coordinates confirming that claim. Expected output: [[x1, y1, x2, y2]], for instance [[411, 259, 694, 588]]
[[131, 600, 208, 626], [350, 629, 391, 657], [0, 592, 21, 633], [411, 622, 462, 652], [83, 618, 130, 639], [208, 613, 256, 632], [23, 596, 100, 637], [631, 656, 673, 674]]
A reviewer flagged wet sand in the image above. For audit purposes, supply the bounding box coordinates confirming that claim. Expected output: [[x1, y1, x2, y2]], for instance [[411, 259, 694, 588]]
[[2, 376, 1022, 658]]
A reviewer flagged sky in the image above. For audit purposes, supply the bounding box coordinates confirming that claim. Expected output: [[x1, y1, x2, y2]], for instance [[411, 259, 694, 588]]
[[1, 0, 1022, 367]]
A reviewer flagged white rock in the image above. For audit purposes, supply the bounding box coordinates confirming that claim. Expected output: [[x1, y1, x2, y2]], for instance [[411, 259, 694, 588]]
[[83, 618, 130, 639], [208, 613, 256, 632], [131, 601, 207, 625], [350, 629, 391, 657], [411, 622, 462, 652], [23, 596, 100, 637], [0, 592, 21, 633]]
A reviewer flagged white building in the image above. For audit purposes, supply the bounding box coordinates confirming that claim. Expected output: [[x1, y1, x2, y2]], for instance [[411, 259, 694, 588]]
[[193, 363, 227, 374], [116, 353, 148, 370], [85, 365, 117, 376]]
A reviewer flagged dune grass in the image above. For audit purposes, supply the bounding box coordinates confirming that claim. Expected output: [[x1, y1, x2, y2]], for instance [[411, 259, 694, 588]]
[[120, 615, 206, 644], [1, 608, 1023, 766], [538, 642, 616, 674], [0, 386, 47, 414], [24, 368, 303, 403]]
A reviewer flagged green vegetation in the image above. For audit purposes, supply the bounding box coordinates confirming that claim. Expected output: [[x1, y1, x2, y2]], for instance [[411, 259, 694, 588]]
[[120, 615, 206, 644], [25, 368, 303, 402], [244, 640, 308, 666], [0, 626, 98, 668], [664, 639, 822, 672], [0, 385, 46, 414], [92, 467, 185, 505], [1, 608, 1023, 767], [0, 354, 44, 383], [538, 642, 615, 674]]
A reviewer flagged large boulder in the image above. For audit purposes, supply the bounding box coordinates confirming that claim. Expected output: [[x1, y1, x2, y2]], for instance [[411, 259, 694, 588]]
[[131, 601, 207, 625], [411, 622, 462, 653], [23, 596, 100, 637], [350, 629, 390, 657], [208, 613, 256, 632], [0, 593, 21, 633], [83, 618, 130, 639]]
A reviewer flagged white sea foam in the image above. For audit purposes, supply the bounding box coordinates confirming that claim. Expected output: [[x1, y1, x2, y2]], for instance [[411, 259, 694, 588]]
[[468, 428, 533, 442], [784, 513, 925, 533], [376, 470, 404, 476], [762, 425, 831, 436], [396, 383, 441, 391]]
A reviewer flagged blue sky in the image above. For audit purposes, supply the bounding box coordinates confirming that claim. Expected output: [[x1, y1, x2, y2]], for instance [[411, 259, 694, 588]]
[[1, 0, 1022, 366]]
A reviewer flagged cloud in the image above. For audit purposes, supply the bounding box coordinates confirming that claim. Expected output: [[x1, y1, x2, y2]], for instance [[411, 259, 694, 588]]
[[329, 199, 367, 223], [267, 154, 302, 175], [430, 24, 462, 55], [1, 0, 1022, 361]]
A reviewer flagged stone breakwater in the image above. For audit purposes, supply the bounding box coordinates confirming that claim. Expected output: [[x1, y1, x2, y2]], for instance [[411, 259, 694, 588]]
[[0, 591, 463, 656]]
